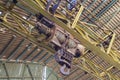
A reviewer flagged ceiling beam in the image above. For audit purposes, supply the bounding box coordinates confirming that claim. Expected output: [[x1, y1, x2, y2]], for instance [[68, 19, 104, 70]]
[[7, 39, 25, 60], [0, 36, 16, 59], [16, 43, 32, 61]]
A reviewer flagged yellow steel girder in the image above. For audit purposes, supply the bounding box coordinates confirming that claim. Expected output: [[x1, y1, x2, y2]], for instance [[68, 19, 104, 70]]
[[71, 6, 84, 28]]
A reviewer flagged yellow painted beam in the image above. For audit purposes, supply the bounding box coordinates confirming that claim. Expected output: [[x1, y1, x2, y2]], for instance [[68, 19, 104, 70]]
[[107, 33, 116, 54], [10, 14, 29, 33], [110, 51, 120, 63], [76, 65, 103, 79], [0, 4, 55, 54], [55, 14, 66, 20], [0, 18, 55, 54], [3, 13, 9, 22], [72, 6, 84, 28], [34, 0, 44, 9], [84, 57, 119, 80]]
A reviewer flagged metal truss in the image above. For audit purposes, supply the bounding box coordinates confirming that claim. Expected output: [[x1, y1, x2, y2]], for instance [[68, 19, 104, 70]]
[[0, 0, 120, 80], [23, 0, 120, 69]]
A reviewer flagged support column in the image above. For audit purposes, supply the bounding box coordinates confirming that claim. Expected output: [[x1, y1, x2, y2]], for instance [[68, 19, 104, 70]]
[[71, 6, 84, 28]]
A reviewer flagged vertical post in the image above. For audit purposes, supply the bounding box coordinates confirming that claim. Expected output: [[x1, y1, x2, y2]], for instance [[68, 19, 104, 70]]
[[107, 33, 116, 54], [26, 64, 34, 80], [22, 64, 26, 80], [3, 63, 9, 80], [71, 6, 84, 28], [3, 13, 9, 22]]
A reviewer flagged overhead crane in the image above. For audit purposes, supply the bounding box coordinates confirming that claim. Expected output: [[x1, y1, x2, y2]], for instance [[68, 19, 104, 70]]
[[0, 0, 120, 80]]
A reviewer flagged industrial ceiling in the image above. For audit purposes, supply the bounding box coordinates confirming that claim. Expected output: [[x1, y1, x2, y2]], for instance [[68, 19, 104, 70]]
[[0, 0, 120, 80]]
